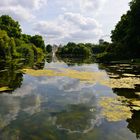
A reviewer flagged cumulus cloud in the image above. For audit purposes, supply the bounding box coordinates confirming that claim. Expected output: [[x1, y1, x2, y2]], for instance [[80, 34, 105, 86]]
[[67, 30, 102, 42], [19, 0, 47, 9], [79, 0, 106, 13], [0, 0, 46, 9], [32, 0, 106, 44], [0, 6, 35, 21], [34, 21, 66, 44], [0, 0, 130, 44], [0, 0, 47, 21], [62, 12, 100, 30], [54, 0, 106, 14], [34, 12, 102, 44], [34, 21, 64, 38]]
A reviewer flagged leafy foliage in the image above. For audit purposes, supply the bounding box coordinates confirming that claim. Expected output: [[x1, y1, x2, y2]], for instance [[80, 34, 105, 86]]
[[94, 0, 140, 62], [56, 42, 92, 58], [0, 15, 46, 62], [111, 0, 140, 58], [46, 44, 52, 53], [30, 35, 45, 51], [0, 30, 18, 59], [0, 15, 21, 38]]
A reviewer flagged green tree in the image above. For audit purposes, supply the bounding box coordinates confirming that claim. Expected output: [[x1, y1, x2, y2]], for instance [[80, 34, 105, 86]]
[[30, 35, 45, 51], [46, 44, 52, 53], [0, 15, 21, 38], [0, 15, 46, 62], [0, 30, 10, 59], [9, 38, 17, 57], [111, 0, 140, 58], [21, 34, 31, 43], [16, 43, 34, 64], [56, 42, 92, 58]]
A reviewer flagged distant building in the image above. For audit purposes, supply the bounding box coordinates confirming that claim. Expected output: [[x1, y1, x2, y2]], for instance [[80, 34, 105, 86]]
[[99, 39, 104, 45]]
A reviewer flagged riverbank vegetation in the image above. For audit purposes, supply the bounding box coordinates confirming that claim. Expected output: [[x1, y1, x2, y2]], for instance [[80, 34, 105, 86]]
[[56, 41, 111, 62], [96, 0, 140, 62], [56, 0, 140, 63], [56, 42, 92, 58], [1, 0, 140, 64], [0, 15, 46, 63]]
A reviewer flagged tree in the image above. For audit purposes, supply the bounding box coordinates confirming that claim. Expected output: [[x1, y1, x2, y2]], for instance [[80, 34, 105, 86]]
[[9, 38, 17, 57], [30, 35, 45, 51], [0, 15, 21, 38], [0, 30, 10, 59], [0, 15, 46, 62], [21, 34, 31, 43], [56, 42, 92, 58], [111, 0, 140, 58], [46, 44, 52, 53]]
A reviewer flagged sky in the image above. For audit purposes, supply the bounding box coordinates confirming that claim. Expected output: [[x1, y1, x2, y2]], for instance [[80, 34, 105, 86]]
[[0, 0, 131, 45]]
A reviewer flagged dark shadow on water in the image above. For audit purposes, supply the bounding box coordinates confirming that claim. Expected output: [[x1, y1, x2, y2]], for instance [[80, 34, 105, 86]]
[[0, 60, 23, 92], [98, 63, 140, 78], [0, 58, 45, 93], [127, 110, 140, 139], [113, 88, 140, 99], [98, 63, 140, 139]]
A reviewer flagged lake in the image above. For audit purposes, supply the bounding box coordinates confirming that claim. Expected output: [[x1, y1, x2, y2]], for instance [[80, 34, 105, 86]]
[[0, 58, 140, 140]]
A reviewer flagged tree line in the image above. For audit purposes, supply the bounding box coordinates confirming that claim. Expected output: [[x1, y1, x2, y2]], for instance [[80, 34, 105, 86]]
[[1, 0, 140, 63], [0, 15, 52, 63], [96, 0, 140, 62], [56, 41, 109, 60], [57, 0, 140, 63]]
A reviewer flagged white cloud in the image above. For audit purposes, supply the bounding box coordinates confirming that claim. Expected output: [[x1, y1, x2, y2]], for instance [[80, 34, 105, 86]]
[[34, 12, 102, 44], [0, 0, 47, 9], [0, 6, 35, 21], [34, 21, 64, 37], [34, 21, 66, 44], [67, 30, 102, 42], [0, 0, 47, 21], [0, 0, 130, 44], [79, 0, 106, 13], [62, 12, 100, 30], [53, 0, 106, 14], [19, 0, 47, 10]]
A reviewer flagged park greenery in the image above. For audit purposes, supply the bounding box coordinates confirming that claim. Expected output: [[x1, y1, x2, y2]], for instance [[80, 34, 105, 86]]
[[56, 0, 140, 63], [56, 41, 110, 61], [0, 15, 47, 63], [56, 42, 92, 58], [96, 0, 140, 62], [0, 0, 140, 63]]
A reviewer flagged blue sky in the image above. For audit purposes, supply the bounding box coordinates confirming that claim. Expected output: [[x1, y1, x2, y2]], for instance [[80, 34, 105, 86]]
[[0, 0, 130, 44]]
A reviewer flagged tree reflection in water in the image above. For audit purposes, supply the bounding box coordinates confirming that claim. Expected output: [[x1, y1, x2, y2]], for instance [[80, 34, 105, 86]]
[[0, 57, 139, 140], [0, 59, 45, 93], [98, 63, 140, 139]]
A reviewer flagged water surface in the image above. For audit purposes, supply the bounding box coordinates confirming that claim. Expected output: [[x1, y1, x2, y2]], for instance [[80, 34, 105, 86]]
[[0, 59, 140, 140]]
